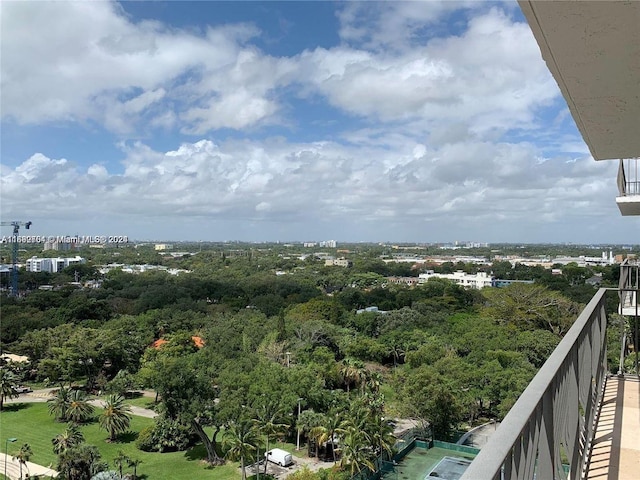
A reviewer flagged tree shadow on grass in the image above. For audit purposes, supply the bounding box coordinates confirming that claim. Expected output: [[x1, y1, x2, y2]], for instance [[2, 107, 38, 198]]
[[3, 402, 31, 412], [184, 443, 213, 465], [114, 430, 139, 444]]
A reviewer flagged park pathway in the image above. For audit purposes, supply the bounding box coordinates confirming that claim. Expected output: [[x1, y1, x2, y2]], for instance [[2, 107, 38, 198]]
[[0, 454, 59, 479], [7, 389, 158, 418]]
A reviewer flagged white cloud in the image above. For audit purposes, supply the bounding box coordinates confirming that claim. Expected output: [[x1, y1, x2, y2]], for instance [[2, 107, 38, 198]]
[[336, 0, 484, 51], [0, 139, 620, 237], [181, 89, 278, 133], [2, 2, 557, 140], [296, 7, 557, 139], [87, 164, 109, 179], [1, 1, 277, 133], [1, 1, 628, 242]]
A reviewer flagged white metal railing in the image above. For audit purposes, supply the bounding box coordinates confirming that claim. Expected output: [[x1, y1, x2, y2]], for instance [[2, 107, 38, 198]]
[[460, 289, 609, 480]]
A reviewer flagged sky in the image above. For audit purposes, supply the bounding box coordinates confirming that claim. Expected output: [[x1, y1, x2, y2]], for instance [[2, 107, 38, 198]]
[[0, 0, 634, 244]]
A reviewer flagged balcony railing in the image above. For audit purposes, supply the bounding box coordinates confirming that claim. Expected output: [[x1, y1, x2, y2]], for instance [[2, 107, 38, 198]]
[[619, 259, 640, 374], [616, 159, 640, 215], [617, 158, 640, 196], [460, 289, 609, 480]]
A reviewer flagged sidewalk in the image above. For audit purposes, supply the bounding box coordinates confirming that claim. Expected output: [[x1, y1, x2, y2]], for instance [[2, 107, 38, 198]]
[[0, 454, 58, 479], [87, 399, 157, 418]]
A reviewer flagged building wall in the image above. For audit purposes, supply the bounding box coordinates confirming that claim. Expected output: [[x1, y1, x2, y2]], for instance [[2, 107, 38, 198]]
[[418, 270, 495, 289], [25, 256, 86, 273], [325, 258, 353, 267]]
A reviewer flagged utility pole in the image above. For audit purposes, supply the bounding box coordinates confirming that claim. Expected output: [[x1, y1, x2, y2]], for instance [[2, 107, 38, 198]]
[[296, 398, 302, 451], [0, 221, 32, 297]]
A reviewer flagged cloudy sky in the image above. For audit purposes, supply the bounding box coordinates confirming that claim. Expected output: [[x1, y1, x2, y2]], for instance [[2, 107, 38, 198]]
[[0, 1, 632, 243]]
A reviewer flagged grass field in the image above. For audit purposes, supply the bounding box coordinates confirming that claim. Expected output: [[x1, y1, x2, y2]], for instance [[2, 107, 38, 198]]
[[0, 402, 241, 480], [123, 395, 159, 410]]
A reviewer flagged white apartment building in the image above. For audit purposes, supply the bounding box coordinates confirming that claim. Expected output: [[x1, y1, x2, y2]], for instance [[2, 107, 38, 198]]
[[26, 256, 86, 273], [418, 270, 495, 289]]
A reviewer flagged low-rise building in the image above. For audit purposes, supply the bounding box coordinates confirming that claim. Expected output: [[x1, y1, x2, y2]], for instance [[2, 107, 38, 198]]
[[386, 276, 421, 286], [418, 270, 495, 289], [325, 258, 353, 267]]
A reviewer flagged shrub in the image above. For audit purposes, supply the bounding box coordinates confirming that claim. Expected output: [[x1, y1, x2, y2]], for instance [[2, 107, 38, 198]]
[[135, 417, 194, 452], [135, 426, 155, 452]]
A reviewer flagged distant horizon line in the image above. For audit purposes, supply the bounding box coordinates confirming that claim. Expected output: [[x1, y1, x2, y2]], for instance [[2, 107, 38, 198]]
[[64, 240, 640, 247]]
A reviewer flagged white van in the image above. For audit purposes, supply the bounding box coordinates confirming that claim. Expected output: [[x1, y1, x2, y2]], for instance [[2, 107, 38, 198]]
[[265, 448, 293, 467]]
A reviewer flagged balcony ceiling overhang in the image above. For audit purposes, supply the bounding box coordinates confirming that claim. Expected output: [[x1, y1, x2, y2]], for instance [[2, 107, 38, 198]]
[[519, 0, 640, 161]]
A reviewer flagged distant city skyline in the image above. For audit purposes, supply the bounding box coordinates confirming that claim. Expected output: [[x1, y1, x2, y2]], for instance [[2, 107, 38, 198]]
[[1, 1, 634, 243]]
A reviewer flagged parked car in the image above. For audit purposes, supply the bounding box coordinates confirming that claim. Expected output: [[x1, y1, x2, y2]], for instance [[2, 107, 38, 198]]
[[14, 385, 32, 393]]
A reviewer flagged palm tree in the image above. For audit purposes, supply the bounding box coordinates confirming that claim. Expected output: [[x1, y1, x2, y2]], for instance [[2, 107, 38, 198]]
[[310, 410, 344, 463], [13, 443, 33, 480], [113, 450, 129, 479], [0, 367, 19, 411], [340, 358, 368, 393], [224, 420, 260, 480], [339, 427, 376, 476], [340, 359, 358, 393], [47, 386, 73, 422], [387, 344, 405, 368], [99, 394, 131, 442], [344, 400, 371, 433], [57, 444, 104, 480], [308, 413, 328, 459], [368, 415, 396, 465], [127, 457, 143, 480], [52, 424, 85, 454], [253, 401, 289, 473], [296, 409, 324, 457], [67, 389, 95, 424]]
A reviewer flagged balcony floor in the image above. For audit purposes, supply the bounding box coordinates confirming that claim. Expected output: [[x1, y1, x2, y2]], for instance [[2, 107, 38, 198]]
[[587, 375, 640, 480]]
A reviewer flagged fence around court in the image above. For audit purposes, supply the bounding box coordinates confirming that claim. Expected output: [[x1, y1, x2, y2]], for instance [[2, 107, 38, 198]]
[[348, 426, 432, 480]]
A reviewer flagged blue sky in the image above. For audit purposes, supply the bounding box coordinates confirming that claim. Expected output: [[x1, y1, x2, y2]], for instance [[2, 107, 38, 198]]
[[0, 1, 631, 243]]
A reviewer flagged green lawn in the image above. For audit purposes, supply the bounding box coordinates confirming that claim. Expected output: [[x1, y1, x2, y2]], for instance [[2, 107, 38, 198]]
[[0, 402, 240, 480], [123, 395, 159, 410]]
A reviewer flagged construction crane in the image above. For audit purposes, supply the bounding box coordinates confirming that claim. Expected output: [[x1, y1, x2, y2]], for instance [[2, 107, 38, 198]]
[[0, 221, 32, 297]]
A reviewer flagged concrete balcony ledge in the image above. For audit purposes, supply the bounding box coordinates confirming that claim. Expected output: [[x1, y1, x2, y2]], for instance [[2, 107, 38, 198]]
[[616, 195, 640, 216]]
